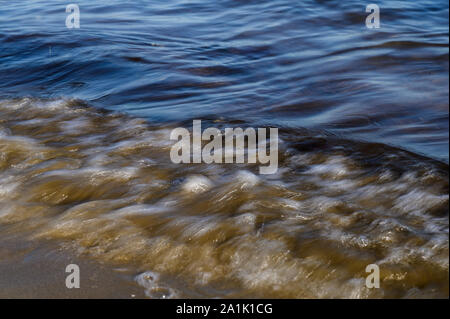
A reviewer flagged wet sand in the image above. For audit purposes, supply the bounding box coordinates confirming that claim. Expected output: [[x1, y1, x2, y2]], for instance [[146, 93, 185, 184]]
[[0, 229, 145, 299]]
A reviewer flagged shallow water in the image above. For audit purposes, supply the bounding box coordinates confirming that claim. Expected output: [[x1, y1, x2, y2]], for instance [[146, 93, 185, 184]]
[[0, 0, 449, 298], [0, 98, 448, 298]]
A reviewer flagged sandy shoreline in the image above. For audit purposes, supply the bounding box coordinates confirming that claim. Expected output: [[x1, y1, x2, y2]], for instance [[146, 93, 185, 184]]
[[0, 230, 146, 299]]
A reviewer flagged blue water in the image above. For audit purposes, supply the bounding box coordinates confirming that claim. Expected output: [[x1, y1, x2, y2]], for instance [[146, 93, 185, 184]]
[[0, 0, 448, 161]]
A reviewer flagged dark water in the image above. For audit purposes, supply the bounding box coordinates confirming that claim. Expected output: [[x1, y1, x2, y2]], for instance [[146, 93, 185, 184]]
[[1, 0, 448, 161], [0, 1, 449, 298]]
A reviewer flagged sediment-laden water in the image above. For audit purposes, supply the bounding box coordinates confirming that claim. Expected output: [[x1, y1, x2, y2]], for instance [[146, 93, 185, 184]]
[[0, 98, 448, 298]]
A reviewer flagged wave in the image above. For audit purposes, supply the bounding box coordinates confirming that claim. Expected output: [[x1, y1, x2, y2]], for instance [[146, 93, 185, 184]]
[[0, 97, 448, 298]]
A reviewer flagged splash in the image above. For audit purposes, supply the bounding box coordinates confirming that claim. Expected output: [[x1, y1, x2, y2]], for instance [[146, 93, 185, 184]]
[[0, 98, 448, 298]]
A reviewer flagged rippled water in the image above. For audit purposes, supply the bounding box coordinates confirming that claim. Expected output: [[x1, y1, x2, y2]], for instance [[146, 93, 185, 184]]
[[0, 0, 448, 298]]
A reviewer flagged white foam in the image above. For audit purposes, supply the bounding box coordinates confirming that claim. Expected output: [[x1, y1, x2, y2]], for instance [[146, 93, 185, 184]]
[[135, 271, 178, 299], [181, 175, 213, 193], [306, 155, 351, 178], [0, 175, 19, 198], [394, 189, 448, 214], [233, 170, 260, 189], [109, 204, 169, 218], [60, 116, 91, 134]]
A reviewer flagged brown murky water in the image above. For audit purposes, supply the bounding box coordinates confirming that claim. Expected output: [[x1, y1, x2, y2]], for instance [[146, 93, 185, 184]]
[[0, 98, 448, 298]]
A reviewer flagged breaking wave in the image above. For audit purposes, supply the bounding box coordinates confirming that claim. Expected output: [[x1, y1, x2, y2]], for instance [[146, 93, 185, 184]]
[[0, 98, 448, 298]]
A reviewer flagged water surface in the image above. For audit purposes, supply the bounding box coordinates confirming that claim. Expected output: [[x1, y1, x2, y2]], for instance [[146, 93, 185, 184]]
[[1, 0, 448, 160], [0, 0, 448, 298]]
